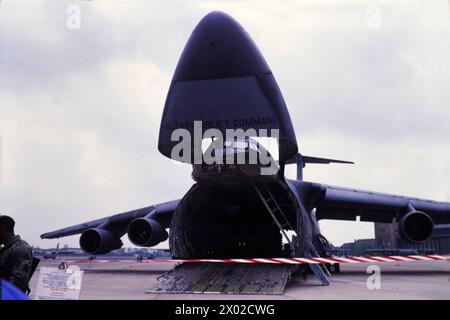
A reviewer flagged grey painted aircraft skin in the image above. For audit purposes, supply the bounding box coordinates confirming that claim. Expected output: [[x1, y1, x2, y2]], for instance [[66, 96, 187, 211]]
[[41, 12, 450, 271]]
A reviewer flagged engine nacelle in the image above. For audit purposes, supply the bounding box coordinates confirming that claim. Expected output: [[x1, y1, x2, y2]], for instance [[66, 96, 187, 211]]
[[398, 211, 434, 243], [127, 217, 168, 247], [79, 228, 123, 255]]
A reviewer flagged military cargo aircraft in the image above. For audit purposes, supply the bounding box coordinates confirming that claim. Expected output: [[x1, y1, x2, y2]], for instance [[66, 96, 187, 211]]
[[41, 11, 449, 285]]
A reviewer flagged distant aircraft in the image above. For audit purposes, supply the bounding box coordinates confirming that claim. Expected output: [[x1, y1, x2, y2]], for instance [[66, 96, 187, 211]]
[[33, 243, 74, 259], [41, 12, 449, 284]]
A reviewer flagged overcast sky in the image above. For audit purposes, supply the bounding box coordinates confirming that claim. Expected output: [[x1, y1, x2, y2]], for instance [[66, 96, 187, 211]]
[[0, 0, 449, 249]]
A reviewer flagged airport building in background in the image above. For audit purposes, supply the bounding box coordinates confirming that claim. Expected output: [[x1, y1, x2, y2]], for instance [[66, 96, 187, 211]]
[[334, 223, 450, 256], [375, 223, 450, 254]]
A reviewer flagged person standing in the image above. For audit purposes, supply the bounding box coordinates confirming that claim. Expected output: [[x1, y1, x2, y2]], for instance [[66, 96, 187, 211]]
[[0, 215, 33, 293]]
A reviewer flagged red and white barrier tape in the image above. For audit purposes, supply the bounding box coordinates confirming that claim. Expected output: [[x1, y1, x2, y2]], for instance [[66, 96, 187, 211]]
[[63, 254, 450, 265]]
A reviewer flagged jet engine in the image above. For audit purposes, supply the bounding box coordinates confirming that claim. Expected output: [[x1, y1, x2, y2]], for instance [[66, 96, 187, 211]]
[[127, 217, 168, 247], [79, 227, 123, 254], [398, 210, 434, 243]]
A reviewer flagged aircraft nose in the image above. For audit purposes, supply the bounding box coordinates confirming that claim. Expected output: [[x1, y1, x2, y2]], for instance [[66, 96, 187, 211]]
[[173, 11, 270, 81]]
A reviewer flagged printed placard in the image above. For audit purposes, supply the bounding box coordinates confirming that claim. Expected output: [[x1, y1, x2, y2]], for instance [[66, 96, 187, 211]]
[[35, 266, 83, 300]]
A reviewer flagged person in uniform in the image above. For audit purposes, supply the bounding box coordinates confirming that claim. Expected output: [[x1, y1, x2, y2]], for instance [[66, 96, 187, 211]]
[[0, 215, 33, 293]]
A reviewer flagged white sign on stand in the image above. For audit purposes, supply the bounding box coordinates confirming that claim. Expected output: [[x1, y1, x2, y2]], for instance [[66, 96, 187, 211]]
[[35, 266, 84, 300]]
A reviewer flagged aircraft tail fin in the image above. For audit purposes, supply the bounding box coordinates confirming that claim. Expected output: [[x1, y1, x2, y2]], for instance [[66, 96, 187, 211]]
[[285, 153, 353, 180], [285, 153, 354, 166], [301, 155, 354, 165]]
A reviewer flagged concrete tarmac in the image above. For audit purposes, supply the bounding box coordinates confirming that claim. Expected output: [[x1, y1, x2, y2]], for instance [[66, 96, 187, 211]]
[[29, 258, 450, 300]]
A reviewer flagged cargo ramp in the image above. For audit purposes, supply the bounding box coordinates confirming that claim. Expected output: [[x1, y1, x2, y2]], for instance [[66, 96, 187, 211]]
[[146, 262, 297, 295]]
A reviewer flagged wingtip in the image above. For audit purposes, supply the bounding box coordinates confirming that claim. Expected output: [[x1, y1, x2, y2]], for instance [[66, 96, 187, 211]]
[[40, 232, 56, 239]]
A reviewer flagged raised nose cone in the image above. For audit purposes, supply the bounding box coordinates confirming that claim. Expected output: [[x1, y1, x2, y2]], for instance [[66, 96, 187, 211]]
[[159, 12, 298, 164], [173, 11, 270, 81]]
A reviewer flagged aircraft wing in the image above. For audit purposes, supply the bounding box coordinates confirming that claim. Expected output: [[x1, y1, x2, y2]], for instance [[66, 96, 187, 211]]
[[302, 182, 450, 224], [40, 200, 180, 239]]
